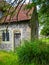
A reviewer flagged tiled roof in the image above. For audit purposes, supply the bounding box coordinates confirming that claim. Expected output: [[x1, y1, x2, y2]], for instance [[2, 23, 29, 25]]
[[0, 4, 34, 23]]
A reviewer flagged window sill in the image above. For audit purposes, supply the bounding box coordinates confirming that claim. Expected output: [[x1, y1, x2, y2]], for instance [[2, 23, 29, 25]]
[[1, 41, 10, 44]]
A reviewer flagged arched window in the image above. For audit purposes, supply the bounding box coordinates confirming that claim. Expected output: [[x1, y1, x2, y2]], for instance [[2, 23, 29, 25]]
[[6, 30, 9, 41], [2, 30, 9, 41], [2, 31, 5, 41]]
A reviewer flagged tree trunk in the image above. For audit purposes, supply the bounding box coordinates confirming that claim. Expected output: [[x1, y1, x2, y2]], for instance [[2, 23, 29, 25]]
[[30, 6, 39, 41]]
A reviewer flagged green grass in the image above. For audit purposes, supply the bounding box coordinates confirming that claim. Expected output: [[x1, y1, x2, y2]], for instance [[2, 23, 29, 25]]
[[0, 51, 18, 65], [41, 38, 49, 43]]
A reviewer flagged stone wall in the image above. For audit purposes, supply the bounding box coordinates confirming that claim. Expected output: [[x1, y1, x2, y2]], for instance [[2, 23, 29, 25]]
[[0, 43, 12, 51], [0, 23, 31, 51]]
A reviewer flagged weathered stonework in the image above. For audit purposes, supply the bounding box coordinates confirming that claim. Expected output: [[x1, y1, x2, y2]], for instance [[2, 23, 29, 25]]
[[0, 43, 12, 51], [0, 23, 31, 51]]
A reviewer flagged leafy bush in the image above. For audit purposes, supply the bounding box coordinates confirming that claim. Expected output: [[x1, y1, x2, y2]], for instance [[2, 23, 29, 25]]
[[40, 25, 49, 36], [16, 40, 49, 65]]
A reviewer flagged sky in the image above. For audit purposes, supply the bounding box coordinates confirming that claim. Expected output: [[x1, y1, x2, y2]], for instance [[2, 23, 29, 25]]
[[6, 0, 39, 10], [25, 0, 30, 3], [12, 0, 30, 3], [6, 0, 32, 6], [6, 0, 29, 3]]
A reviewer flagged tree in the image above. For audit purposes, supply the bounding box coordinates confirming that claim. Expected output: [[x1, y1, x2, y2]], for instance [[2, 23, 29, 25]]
[[30, 0, 49, 37], [41, 25, 49, 36], [37, 0, 49, 36], [25, 0, 49, 39]]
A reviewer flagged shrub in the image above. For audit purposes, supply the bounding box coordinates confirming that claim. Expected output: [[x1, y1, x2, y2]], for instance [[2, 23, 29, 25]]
[[16, 40, 49, 65], [40, 25, 49, 36]]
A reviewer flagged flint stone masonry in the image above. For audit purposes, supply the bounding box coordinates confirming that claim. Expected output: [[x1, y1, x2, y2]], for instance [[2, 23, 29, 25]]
[[0, 43, 12, 51], [0, 23, 31, 51]]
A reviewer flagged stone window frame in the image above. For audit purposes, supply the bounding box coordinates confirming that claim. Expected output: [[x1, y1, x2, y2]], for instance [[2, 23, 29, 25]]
[[2, 30, 9, 41], [0, 29, 10, 43]]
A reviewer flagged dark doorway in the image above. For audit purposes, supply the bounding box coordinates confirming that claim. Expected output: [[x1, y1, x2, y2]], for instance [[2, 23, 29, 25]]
[[14, 33, 21, 49]]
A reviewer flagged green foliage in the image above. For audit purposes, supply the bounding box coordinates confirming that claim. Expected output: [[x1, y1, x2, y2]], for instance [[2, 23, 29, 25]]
[[16, 40, 49, 65], [24, 0, 49, 26], [0, 51, 18, 65], [41, 38, 49, 43], [24, 3, 34, 10], [0, 40, 49, 65], [0, 0, 12, 16], [41, 25, 49, 36]]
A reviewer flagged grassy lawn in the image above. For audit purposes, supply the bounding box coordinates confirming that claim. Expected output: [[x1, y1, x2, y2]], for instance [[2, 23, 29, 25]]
[[41, 38, 49, 43], [0, 51, 18, 65]]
